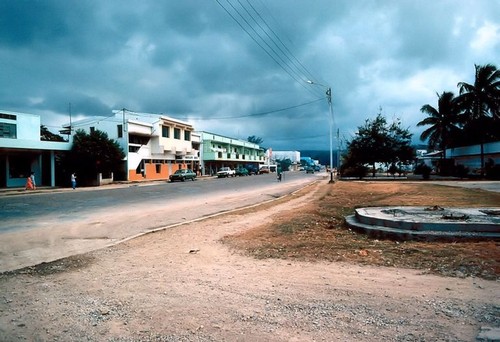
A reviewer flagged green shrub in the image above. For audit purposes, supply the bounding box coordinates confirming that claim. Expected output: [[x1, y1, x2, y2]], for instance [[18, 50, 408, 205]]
[[454, 164, 469, 179], [341, 165, 369, 179], [414, 163, 432, 179]]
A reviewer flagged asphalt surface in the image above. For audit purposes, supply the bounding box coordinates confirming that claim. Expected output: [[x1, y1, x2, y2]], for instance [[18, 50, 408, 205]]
[[0, 172, 323, 272], [0, 176, 498, 272]]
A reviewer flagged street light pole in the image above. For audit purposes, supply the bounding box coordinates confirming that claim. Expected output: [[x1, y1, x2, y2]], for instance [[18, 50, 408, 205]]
[[307, 80, 335, 183]]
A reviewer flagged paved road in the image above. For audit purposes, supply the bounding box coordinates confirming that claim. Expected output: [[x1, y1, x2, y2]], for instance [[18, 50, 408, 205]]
[[0, 172, 323, 272]]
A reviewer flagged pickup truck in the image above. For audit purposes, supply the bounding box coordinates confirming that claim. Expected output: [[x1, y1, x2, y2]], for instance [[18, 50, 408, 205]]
[[217, 167, 235, 178]]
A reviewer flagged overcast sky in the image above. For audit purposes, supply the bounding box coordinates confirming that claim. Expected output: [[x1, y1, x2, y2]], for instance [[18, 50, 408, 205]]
[[1, 0, 499, 150]]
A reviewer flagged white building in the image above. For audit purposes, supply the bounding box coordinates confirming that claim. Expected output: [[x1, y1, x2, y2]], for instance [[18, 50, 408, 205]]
[[198, 131, 264, 175], [446, 141, 500, 174], [63, 110, 199, 181], [0, 110, 71, 188], [270, 150, 301, 171], [271, 150, 300, 163]]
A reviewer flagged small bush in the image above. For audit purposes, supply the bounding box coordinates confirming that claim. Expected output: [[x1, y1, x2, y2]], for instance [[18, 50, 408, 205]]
[[414, 163, 432, 180], [341, 165, 368, 179], [454, 164, 469, 179], [486, 164, 500, 180], [388, 164, 399, 177]]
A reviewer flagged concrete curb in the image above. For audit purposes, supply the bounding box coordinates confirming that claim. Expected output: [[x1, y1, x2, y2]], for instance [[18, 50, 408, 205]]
[[345, 206, 500, 241]]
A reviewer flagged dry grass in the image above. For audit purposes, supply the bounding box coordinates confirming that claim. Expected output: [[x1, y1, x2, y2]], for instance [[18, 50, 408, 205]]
[[223, 181, 500, 280]]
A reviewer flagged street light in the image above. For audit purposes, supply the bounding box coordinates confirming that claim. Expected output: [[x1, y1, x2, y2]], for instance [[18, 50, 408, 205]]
[[307, 80, 334, 183]]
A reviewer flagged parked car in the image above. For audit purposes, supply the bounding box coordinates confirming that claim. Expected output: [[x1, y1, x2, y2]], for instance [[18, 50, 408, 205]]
[[169, 169, 197, 182], [235, 167, 249, 176], [244, 165, 259, 175], [305, 166, 315, 174], [259, 166, 270, 174], [217, 167, 236, 178]]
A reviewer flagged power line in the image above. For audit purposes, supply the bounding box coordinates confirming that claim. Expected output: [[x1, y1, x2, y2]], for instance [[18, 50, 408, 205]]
[[215, 0, 317, 96], [244, 0, 319, 85], [187, 97, 324, 120], [87, 98, 325, 123], [237, 0, 307, 83]]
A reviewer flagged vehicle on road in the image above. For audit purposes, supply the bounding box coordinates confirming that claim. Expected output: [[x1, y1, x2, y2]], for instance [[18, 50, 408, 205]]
[[217, 167, 235, 178], [235, 167, 249, 176], [169, 169, 197, 182], [305, 166, 315, 174], [244, 164, 259, 175], [259, 166, 270, 174]]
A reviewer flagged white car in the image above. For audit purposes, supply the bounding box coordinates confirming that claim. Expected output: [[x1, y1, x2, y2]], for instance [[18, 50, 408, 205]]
[[217, 167, 235, 178]]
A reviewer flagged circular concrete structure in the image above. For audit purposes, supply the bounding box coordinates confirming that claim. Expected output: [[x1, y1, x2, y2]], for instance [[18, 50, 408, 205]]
[[345, 206, 500, 241]]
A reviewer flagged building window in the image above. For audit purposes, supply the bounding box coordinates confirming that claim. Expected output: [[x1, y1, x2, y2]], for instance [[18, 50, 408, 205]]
[[0, 113, 16, 120], [174, 128, 181, 140], [117, 124, 123, 138], [129, 134, 149, 145], [135, 162, 143, 175], [162, 125, 170, 138], [8, 155, 30, 178], [0, 122, 17, 138], [184, 130, 191, 141]]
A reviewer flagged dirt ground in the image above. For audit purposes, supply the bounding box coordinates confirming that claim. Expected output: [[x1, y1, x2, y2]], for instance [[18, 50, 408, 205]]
[[0, 180, 499, 341]]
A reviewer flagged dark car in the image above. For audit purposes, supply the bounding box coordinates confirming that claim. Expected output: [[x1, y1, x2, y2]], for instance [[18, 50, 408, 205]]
[[305, 166, 315, 174], [244, 165, 259, 175], [169, 169, 197, 182], [235, 167, 249, 176]]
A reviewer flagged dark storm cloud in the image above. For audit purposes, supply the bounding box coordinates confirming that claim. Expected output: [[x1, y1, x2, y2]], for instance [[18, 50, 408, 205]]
[[1, 0, 499, 150]]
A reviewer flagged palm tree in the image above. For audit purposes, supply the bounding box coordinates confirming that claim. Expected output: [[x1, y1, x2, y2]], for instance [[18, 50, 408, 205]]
[[458, 63, 500, 121], [417, 91, 461, 161], [457, 63, 500, 176]]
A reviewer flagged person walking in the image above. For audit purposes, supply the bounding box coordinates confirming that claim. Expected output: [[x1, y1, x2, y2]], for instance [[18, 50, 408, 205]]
[[25, 172, 36, 190], [71, 173, 77, 189], [25, 173, 33, 190], [30, 172, 36, 189]]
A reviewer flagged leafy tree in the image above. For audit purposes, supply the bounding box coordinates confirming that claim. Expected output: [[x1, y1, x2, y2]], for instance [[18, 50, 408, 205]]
[[247, 135, 263, 145], [342, 112, 413, 177], [417, 91, 461, 159], [40, 125, 66, 142], [457, 63, 500, 176], [64, 129, 125, 185], [275, 158, 292, 171]]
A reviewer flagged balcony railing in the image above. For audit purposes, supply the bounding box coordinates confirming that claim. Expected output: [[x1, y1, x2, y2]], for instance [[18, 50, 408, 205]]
[[204, 152, 265, 161]]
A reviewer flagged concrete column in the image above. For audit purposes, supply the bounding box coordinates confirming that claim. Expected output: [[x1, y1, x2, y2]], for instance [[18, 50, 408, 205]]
[[50, 151, 56, 187]]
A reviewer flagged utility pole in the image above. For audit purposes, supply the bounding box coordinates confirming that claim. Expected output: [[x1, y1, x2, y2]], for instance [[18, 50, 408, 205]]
[[68, 102, 72, 140], [307, 80, 335, 183], [122, 108, 126, 132]]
